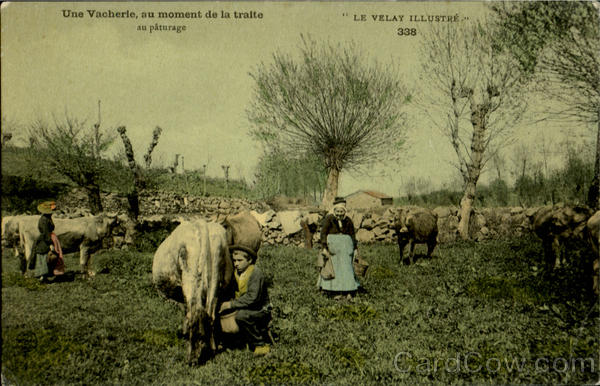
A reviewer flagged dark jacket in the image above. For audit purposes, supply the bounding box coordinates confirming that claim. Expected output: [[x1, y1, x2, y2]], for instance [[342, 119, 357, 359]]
[[231, 266, 270, 312], [320, 213, 357, 250], [33, 214, 54, 255]]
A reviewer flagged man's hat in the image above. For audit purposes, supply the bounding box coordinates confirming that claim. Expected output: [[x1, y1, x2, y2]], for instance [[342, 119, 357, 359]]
[[37, 201, 56, 214], [229, 244, 258, 261], [333, 197, 346, 205]]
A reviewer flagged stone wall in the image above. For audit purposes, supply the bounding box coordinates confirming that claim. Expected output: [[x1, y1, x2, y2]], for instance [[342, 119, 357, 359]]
[[56, 188, 270, 217], [255, 206, 535, 247], [55, 188, 538, 248]]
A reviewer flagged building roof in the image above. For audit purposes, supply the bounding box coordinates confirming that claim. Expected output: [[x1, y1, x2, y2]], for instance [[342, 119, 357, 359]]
[[346, 190, 392, 199]]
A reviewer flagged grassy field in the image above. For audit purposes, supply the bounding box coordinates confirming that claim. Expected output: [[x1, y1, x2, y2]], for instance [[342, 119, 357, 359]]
[[2, 237, 598, 384]]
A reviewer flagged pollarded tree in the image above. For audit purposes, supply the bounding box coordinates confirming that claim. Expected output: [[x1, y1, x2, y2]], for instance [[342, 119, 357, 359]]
[[419, 19, 526, 239], [117, 125, 162, 221], [490, 1, 600, 209], [247, 35, 411, 208]]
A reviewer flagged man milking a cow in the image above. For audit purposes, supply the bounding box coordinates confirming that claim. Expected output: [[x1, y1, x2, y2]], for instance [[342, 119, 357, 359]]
[[218, 244, 272, 356], [153, 211, 273, 363], [27, 200, 65, 282]]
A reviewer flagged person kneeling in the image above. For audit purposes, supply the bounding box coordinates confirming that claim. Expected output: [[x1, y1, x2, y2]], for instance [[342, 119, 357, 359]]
[[219, 245, 272, 355]]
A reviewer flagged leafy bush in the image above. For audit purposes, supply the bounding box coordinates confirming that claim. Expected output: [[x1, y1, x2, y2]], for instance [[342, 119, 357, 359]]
[[1, 175, 70, 214]]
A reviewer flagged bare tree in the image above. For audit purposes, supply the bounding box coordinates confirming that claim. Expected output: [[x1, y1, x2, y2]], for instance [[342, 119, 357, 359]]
[[490, 151, 506, 182], [27, 106, 115, 214], [144, 126, 162, 169], [221, 164, 230, 193], [247, 35, 411, 208], [490, 1, 600, 209], [117, 125, 162, 220], [509, 143, 532, 182], [419, 20, 526, 239]]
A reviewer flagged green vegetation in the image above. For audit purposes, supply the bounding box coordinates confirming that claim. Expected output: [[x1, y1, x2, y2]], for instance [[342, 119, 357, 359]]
[[253, 151, 327, 202], [1, 146, 255, 214], [150, 170, 253, 199], [2, 139, 595, 213], [395, 146, 594, 208], [2, 237, 597, 384]]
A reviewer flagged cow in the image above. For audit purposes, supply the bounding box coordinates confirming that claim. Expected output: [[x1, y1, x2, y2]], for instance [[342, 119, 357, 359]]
[[18, 213, 119, 276], [152, 211, 262, 365], [392, 207, 438, 265], [586, 210, 600, 294], [2, 215, 36, 263], [531, 204, 594, 271], [1, 216, 20, 249]]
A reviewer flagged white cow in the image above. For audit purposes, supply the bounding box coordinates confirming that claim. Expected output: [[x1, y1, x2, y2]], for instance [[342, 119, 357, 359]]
[[2, 215, 35, 252], [2, 215, 37, 272], [18, 214, 118, 276], [152, 211, 262, 365], [152, 219, 234, 365]]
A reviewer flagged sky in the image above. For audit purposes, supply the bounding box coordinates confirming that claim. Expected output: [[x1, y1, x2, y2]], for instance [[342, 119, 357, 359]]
[[0, 1, 593, 197]]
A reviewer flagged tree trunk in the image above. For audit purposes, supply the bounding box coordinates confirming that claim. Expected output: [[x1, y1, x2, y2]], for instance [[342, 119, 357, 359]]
[[85, 184, 103, 214], [458, 99, 486, 240], [127, 189, 140, 221], [458, 180, 476, 240], [587, 113, 600, 210], [117, 126, 143, 221], [321, 167, 340, 209]]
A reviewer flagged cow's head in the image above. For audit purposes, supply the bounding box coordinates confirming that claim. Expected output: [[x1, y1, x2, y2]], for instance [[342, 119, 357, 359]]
[[392, 208, 409, 233], [553, 205, 593, 239]]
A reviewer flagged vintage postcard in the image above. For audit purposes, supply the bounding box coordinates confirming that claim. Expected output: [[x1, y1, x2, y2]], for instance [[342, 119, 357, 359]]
[[1, 1, 598, 384]]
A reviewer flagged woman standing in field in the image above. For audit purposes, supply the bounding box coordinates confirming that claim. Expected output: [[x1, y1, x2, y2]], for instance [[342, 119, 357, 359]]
[[28, 201, 64, 282], [318, 198, 360, 300]]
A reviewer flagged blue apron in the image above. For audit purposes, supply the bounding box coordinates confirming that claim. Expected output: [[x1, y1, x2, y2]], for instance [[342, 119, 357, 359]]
[[317, 234, 359, 292], [32, 254, 49, 277]]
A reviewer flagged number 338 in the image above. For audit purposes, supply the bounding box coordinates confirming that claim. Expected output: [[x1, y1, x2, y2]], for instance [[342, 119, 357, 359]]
[[397, 28, 417, 36]]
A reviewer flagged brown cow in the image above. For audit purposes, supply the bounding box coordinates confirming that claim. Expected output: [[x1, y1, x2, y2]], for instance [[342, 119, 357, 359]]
[[152, 211, 262, 365], [531, 204, 594, 271], [586, 211, 599, 294], [393, 207, 438, 265]]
